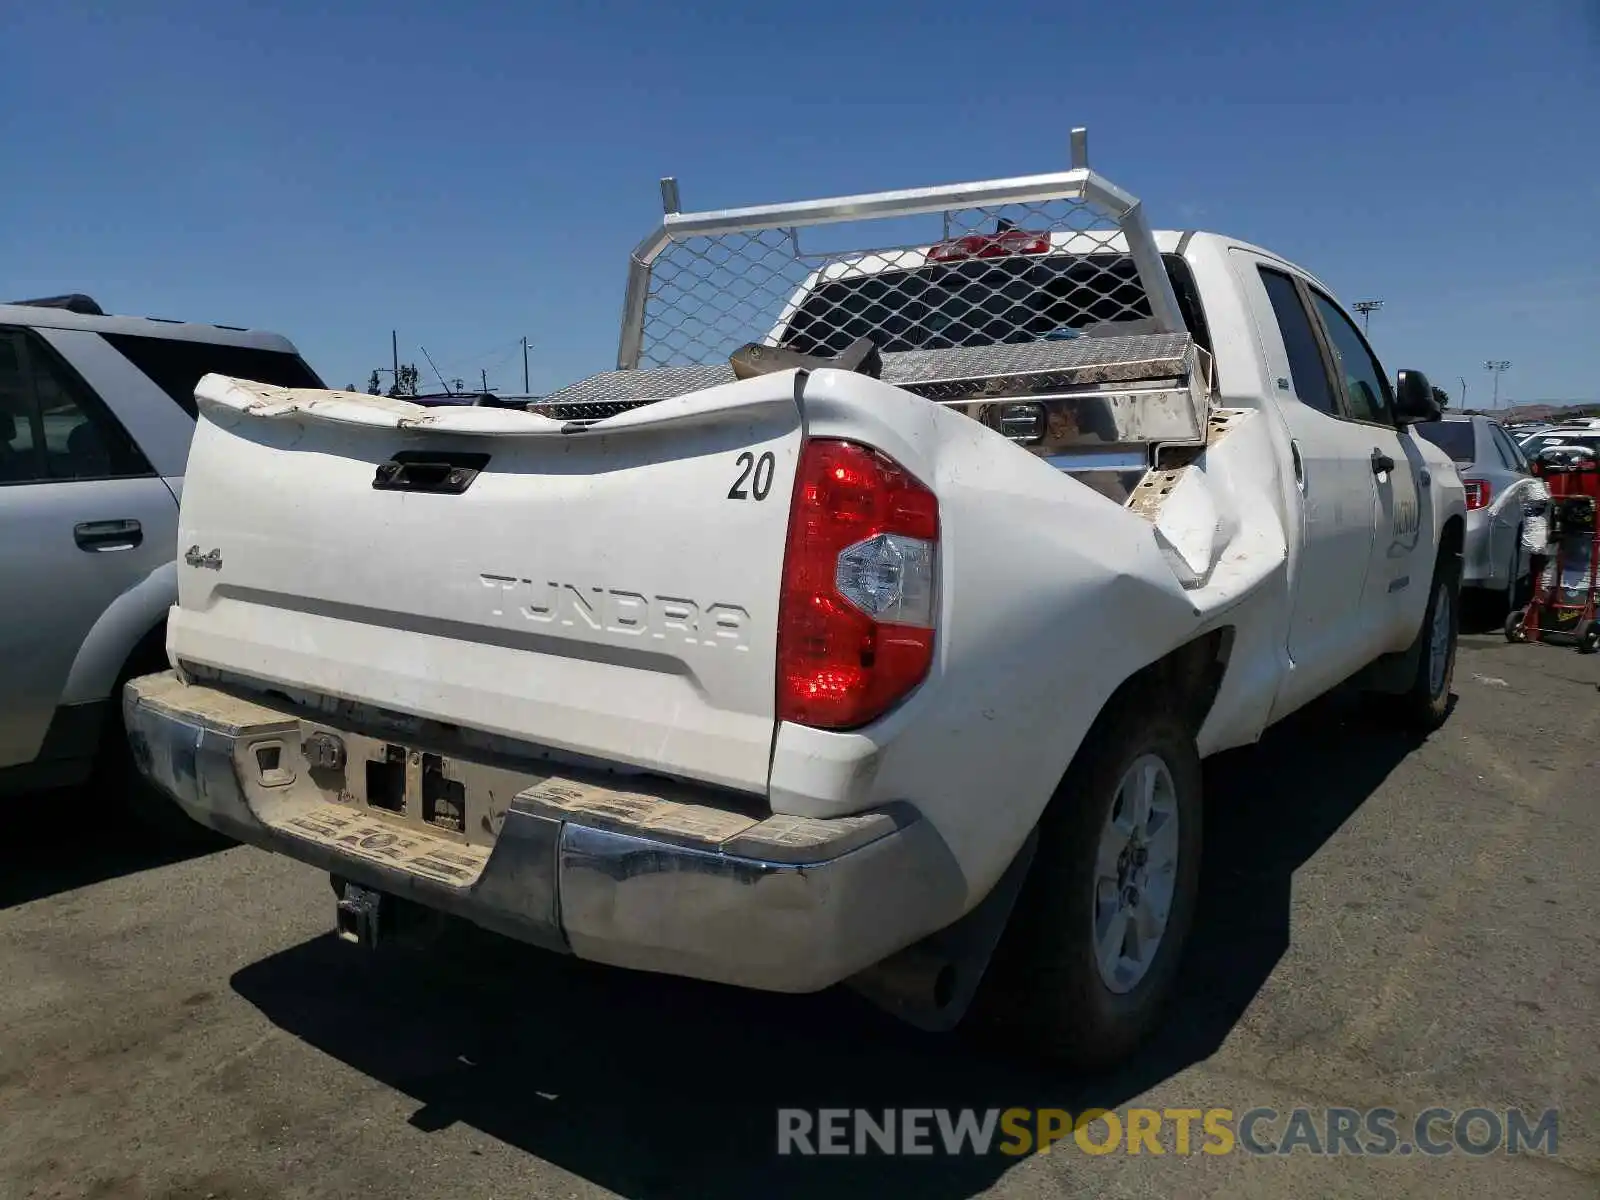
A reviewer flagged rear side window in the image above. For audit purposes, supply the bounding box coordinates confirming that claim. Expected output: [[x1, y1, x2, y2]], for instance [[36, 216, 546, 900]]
[[101, 333, 324, 418], [0, 332, 37, 482], [1257, 268, 1337, 416], [1412, 420, 1478, 464]]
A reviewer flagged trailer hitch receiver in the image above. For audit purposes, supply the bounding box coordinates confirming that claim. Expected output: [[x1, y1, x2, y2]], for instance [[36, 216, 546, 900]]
[[335, 881, 389, 949]]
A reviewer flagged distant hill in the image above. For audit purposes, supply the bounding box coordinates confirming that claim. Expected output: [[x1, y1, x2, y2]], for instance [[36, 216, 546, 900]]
[[1460, 400, 1600, 423]]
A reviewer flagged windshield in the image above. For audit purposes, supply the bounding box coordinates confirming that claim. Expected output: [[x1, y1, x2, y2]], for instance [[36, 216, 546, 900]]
[[1412, 420, 1477, 463]]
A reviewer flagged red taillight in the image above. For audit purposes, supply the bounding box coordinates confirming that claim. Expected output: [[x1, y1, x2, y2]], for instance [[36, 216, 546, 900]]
[[926, 229, 1051, 262], [1464, 479, 1491, 510], [776, 439, 938, 730]]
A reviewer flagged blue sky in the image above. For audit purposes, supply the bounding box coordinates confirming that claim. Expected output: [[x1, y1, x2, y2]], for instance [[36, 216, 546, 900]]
[[5, 0, 1598, 407]]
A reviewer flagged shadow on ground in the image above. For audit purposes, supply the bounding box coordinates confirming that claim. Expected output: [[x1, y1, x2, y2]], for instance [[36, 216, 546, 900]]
[[0, 787, 224, 911], [1461, 591, 1516, 636], [230, 688, 1430, 1199]]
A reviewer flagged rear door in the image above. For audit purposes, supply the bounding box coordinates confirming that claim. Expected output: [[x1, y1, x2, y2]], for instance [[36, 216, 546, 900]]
[[0, 328, 177, 767], [1299, 287, 1425, 651], [1235, 255, 1379, 711]]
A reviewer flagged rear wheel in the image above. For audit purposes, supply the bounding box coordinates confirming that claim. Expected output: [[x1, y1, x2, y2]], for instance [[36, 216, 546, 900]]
[[1498, 528, 1528, 616], [967, 699, 1202, 1069], [1505, 607, 1530, 643], [1385, 550, 1460, 732], [1576, 619, 1599, 655]]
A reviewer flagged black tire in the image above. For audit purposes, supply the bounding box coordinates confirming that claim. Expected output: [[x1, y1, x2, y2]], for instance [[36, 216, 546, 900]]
[[1500, 527, 1524, 614], [1508, 529, 1532, 611], [1387, 549, 1461, 732], [1576, 619, 1599, 655], [1505, 607, 1530, 644], [966, 697, 1202, 1070]]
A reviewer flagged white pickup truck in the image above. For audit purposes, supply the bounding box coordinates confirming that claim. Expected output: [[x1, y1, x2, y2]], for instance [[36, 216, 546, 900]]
[[125, 134, 1466, 1069]]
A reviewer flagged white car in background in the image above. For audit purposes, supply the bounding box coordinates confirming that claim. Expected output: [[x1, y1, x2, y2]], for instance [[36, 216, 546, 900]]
[[1519, 425, 1600, 459], [0, 293, 322, 831]]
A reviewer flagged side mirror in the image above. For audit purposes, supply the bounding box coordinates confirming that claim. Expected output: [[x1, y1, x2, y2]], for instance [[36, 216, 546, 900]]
[[1393, 369, 1440, 425]]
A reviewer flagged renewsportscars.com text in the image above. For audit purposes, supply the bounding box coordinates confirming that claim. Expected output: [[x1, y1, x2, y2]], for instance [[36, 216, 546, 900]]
[[776, 1106, 1559, 1158]]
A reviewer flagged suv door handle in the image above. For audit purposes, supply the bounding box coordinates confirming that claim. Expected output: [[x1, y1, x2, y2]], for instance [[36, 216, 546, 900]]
[[1371, 449, 1395, 476], [74, 519, 143, 552]]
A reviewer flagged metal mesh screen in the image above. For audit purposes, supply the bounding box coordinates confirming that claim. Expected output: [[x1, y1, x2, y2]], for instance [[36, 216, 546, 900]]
[[636, 196, 1157, 371]]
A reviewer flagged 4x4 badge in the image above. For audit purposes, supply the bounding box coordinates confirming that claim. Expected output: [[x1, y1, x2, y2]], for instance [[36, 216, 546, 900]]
[[184, 545, 222, 571]]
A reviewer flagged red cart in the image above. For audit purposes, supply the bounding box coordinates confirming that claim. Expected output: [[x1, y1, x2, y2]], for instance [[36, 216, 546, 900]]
[[1506, 447, 1599, 653]]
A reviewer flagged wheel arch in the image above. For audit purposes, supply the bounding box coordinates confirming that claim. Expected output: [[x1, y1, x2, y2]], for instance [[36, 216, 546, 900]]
[[59, 560, 176, 707], [849, 626, 1231, 1041], [1077, 626, 1237, 755], [1440, 512, 1465, 565]]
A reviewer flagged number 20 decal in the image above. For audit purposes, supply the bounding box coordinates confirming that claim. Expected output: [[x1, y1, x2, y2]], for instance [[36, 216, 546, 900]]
[[728, 451, 776, 501]]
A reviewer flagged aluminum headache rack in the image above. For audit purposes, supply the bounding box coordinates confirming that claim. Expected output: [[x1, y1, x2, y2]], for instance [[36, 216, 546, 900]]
[[532, 128, 1215, 486]]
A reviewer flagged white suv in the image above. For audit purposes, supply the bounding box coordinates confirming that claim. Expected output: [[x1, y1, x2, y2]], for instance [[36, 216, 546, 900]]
[[0, 294, 322, 827]]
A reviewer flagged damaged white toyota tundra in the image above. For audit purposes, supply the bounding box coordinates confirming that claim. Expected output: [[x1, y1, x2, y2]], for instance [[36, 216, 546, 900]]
[[125, 133, 1466, 1068]]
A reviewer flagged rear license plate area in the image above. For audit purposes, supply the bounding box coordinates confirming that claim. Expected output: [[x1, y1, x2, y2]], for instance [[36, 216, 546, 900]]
[[297, 732, 525, 846]]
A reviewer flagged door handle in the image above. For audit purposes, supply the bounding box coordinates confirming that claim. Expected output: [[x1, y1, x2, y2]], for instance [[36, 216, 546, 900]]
[[1291, 440, 1305, 492], [1371, 449, 1395, 476], [74, 519, 143, 552]]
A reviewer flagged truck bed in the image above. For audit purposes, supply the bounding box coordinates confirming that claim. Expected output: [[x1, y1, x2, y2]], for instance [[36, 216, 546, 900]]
[[534, 332, 1209, 446]]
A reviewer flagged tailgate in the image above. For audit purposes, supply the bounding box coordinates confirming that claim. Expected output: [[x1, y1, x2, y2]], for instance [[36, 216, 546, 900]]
[[169, 375, 804, 795]]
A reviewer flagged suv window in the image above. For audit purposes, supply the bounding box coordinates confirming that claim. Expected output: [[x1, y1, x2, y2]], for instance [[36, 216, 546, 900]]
[[1257, 267, 1337, 416], [0, 330, 152, 484], [100, 333, 324, 419], [1306, 292, 1394, 425]]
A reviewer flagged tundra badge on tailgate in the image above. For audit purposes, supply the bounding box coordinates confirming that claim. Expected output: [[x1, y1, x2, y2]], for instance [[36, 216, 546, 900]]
[[479, 575, 751, 650]]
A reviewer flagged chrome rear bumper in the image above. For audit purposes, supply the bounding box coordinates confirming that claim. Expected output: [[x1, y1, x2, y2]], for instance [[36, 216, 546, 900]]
[[122, 672, 965, 992]]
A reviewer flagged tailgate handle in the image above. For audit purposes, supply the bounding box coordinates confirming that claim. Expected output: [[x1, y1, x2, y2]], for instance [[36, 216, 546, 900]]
[[373, 451, 491, 494]]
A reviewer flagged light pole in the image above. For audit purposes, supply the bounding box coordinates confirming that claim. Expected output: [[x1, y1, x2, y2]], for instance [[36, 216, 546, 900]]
[[1457, 376, 1467, 409], [1353, 299, 1384, 334], [1484, 360, 1511, 409], [522, 336, 533, 393]]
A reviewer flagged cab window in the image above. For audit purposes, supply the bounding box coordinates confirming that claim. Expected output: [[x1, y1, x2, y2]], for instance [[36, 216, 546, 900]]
[[1257, 268, 1337, 417]]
